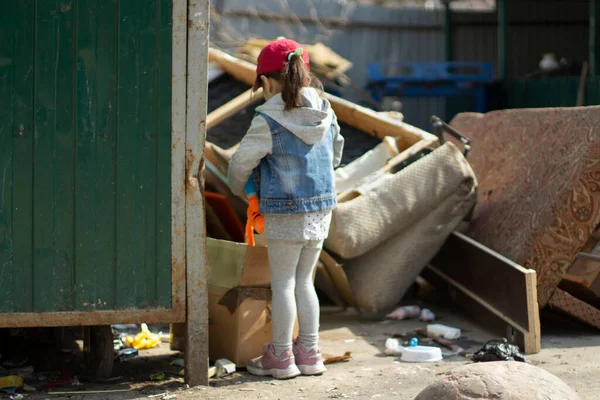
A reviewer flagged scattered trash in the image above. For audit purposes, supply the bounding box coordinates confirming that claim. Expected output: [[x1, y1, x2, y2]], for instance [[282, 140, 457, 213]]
[[150, 372, 167, 381], [401, 344, 443, 363], [43, 371, 72, 388], [386, 305, 421, 321], [8, 366, 35, 380], [23, 385, 36, 392], [410, 337, 419, 347], [419, 308, 436, 322], [323, 352, 352, 365], [426, 324, 461, 340], [124, 323, 161, 350], [343, 339, 355, 343], [116, 348, 139, 361], [160, 333, 171, 343], [473, 339, 526, 363], [384, 338, 404, 356], [0, 375, 24, 389], [148, 393, 177, 399], [114, 338, 126, 351], [415, 328, 455, 351], [169, 358, 185, 368], [214, 359, 236, 378], [2, 359, 28, 369], [9, 394, 23, 400], [71, 377, 82, 386], [208, 366, 216, 378]]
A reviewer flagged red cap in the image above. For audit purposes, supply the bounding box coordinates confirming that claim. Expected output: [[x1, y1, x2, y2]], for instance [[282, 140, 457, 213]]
[[253, 38, 310, 91]]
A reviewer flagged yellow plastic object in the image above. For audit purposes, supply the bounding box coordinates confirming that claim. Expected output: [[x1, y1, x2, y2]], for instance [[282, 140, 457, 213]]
[[0, 375, 24, 389], [124, 323, 161, 350]]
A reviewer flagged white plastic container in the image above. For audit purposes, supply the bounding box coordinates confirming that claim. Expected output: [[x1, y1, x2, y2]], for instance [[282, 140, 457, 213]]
[[384, 338, 405, 356], [401, 346, 443, 363], [427, 324, 461, 340]]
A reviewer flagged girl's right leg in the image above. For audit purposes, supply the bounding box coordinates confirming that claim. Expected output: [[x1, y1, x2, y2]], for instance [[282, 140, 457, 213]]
[[247, 238, 303, 379], [293, 239, 327, 375]]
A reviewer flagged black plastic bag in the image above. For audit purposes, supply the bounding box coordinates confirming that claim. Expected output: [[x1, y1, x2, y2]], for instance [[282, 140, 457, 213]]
[[472, 338, 526, 363]]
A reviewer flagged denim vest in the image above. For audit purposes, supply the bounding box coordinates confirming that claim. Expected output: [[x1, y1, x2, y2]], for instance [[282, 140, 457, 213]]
[[253, 113, 337, 214]]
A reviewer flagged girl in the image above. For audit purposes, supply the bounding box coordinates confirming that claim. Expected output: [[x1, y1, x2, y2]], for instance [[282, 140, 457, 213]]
[[227, 38, 344, 380]]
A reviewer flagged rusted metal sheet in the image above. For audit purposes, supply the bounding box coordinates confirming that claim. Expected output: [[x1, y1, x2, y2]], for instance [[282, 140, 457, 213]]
[[0, 308, 185, 328], [172, 0, 188, 316], [185, 0, 211, 387]]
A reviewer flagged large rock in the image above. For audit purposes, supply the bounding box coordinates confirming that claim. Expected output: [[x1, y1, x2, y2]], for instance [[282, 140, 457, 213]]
[[415, 361, 580, 400], [451, 107, 600, 307]]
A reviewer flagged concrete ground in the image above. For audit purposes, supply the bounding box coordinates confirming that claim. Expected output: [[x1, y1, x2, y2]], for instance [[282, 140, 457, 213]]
[[23, 294, 600, 400]]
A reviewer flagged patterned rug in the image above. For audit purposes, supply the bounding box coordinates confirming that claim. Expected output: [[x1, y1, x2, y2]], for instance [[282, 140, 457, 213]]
[[451, 107, 600, 307]]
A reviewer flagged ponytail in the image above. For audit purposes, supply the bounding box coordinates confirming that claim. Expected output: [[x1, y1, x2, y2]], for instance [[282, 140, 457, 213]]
[[263, 51, 323, 111]]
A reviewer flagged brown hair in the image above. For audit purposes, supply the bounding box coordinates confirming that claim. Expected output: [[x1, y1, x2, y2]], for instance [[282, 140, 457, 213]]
[[262, 54, 323, 111]]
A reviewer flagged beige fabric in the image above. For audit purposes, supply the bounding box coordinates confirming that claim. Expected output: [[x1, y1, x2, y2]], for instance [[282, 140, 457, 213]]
[[344, 173, 478, 312], [325, 142, 476, 259]]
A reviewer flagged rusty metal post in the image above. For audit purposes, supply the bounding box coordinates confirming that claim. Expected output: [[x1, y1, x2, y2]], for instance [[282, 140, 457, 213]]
[[184, 0, 211, 387]]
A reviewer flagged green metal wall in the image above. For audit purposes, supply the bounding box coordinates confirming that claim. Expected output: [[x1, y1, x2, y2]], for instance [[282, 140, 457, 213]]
[[498, 77, 600, 109], [0, 0, 173, 313]]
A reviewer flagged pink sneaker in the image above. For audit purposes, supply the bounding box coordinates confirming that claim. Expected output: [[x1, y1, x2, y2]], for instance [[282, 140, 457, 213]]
[[247, 344, 301, 379], [293, 339, 327, 375]]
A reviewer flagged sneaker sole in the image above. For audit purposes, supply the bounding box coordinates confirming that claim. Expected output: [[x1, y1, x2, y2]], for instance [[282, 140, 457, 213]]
[[247, 364, 301, 380], [297, 362, 327, 376]]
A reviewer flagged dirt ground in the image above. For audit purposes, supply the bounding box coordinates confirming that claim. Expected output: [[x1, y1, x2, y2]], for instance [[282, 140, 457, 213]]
[[9, 294, 600, 400]]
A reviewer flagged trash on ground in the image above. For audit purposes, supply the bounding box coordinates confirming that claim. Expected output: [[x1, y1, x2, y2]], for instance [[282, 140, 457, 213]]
[[386, 305, 421, 321], [0, 375, 24, 389], [70, 377, 82, 386], [384, 338, 404, 356], [169, 358, 185, 368], [116, 348, 139, 361], [125, 323, 161, 350], [214, 359, 236, 378], [208, 366, 216, 378], [426, 324, 461, 340], [415, 328, 454, 351], [323, 352, 352, 365], [419, 308, 436, 322], [9, 394, 23, 400], [401, 339, 443, 363], [150, 372, 167, 381], [148, 393, 177, 399], [22, 385, 35, 392], [2, 359, 28, 369], [472, 338, 526, 363], [43, 371, 72, 387]]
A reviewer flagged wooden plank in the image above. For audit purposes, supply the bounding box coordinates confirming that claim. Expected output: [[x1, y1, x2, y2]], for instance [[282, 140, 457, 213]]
[[0, 309, 185, 328], [171, 0, 187, 315], [207, 48, 437, 149], [206, 88, 259, 130], [424, 231, 541, 354], [33, 1, 76, 312], [185, 0, 210, 387], [319, 250, 356, 308], [7, 0, 35, 313]]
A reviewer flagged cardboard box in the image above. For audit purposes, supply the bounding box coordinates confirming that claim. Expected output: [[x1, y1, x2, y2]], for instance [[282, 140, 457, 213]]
[[208, 237, 298, 367]]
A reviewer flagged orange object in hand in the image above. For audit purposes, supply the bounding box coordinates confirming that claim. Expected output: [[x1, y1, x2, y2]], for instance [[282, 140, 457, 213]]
[[245, 179, 264, 246]]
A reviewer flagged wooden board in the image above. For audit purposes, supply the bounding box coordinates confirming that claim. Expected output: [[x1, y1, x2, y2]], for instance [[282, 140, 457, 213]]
[[423, 231, 541, 354], [208, 48, 437, 150]]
